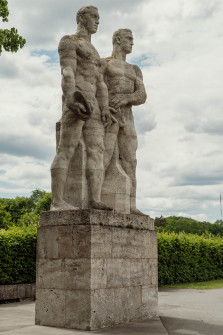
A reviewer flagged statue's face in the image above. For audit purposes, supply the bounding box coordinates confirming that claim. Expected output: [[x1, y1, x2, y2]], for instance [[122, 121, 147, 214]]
[[81, 8, 99, 34], [120, 32, 134, 54]]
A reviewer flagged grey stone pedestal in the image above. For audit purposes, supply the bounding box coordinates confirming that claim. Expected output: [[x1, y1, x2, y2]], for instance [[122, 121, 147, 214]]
[[35, 210, 158, 330]]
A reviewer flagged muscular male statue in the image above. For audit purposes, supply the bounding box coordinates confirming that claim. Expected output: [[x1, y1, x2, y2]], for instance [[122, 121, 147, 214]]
[[102, 29, 147, 215], [51, 6, 113, 211]]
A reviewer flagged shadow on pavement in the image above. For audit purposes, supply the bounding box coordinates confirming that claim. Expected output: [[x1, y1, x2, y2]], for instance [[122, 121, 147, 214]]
[[160, 316, 223, 335]]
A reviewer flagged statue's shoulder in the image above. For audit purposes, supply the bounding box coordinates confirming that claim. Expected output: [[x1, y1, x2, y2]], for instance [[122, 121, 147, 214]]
[[104, 56, 116, 63], [58, 34, 78, 54], [100, 57, 115, 73], [132, 64, 143, 78]]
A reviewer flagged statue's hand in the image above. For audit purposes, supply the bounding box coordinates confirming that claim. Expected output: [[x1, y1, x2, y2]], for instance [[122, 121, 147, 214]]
[[109, 107, 118, 124], [110, 94, 129, 109], [67, 101, 89, 121], [102, 107, 118, 128], [101, 108, 112, 128]]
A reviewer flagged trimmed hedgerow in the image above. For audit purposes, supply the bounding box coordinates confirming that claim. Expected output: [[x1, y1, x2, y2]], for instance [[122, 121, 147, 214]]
[[1, 227, 223, 286], [0, 226, 37, 285], [158, 232, 223, 285]]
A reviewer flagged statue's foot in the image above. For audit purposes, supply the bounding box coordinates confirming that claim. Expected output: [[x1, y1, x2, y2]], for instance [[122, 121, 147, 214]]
[[130, 208, 147, 216], [90, 200, 113, 211], [51, 200, 79, 211]]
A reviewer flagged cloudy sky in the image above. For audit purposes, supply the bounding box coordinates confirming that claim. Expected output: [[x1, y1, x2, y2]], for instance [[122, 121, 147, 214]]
[[0, 0, 223, 222]]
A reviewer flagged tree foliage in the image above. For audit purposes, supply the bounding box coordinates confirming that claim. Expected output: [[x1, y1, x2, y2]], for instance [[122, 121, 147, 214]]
[[155, 215, 223, 237], [0, 189, 51, 229], [0, 0, 26, 54]]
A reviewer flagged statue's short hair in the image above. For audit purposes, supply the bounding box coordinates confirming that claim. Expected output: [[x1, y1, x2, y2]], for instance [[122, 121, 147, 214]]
[[76, 6, 98, 24], [112, 29, 132, 45]]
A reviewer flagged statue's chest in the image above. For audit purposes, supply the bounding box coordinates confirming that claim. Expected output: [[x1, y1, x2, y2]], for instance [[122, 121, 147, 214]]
[[76, 41, 100, 67], [107, 60, 136, 81]]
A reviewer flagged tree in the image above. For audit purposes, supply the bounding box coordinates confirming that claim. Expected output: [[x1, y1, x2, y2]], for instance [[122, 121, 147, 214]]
[[0, 202, 12, 229], [0, 0, 26, 54]]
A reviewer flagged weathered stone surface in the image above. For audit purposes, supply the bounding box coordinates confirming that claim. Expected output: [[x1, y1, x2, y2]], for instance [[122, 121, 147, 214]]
[[35, 289, 66, 327], [50, 6, 148, 216], [35, 210, 158, 330], [0, 284, 35, 301], [142, 285, 158, 318], [40, 209, 154, 230], [101, 28, 147, 215], [50, 6, 122, 212]]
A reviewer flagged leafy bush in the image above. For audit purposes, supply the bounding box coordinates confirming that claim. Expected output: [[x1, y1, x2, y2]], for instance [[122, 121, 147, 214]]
[[158, 232, 223, 285], [0, 225, 37, 284]]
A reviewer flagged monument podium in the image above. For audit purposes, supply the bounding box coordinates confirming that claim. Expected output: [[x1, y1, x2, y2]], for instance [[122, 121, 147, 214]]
[[35, 5, 158, 331], [35, 210, 158, 330]]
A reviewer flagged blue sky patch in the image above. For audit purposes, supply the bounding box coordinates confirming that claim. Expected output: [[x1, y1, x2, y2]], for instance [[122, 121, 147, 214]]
[[31, 49, 59, 64]]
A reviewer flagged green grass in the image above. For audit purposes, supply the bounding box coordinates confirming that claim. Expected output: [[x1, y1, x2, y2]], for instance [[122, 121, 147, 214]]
[[160, 278, 223, 289]]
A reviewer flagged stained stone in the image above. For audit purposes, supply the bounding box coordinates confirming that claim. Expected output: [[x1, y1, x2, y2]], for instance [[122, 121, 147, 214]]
[[35, 210, 158, 330]]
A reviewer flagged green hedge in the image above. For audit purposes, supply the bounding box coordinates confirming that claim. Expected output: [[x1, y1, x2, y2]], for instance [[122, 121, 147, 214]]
[[1, 227, 223, 286], [158, 232, 223, 285], [0, 226, 37, 285]]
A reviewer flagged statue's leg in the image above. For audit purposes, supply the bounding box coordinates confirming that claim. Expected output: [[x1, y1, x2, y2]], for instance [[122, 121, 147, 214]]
[[51, 114, 84, 210], [118, 114, 146, 216], [103, 122, 119, 171], [83, 120, 113, 211]]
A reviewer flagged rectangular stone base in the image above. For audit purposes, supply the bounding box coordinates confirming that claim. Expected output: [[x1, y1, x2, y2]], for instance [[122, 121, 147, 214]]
[[35, 209, 158, 330]]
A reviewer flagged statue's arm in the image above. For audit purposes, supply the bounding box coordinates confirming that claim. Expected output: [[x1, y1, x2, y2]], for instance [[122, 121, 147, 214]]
[[96, 60, 112, 126], [128, 65, 147, 106], [58, 36, 77, 108], [110, 65, 147, 109]]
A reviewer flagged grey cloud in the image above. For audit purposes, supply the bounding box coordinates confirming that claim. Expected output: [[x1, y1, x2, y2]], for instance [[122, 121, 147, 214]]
[[135, 114, 157, 134], [0, 58, 20, 78], [10, 0, 146, 50], [185, 119, 223, 136], [0, 133, 54, 161], [172, 172, 223, 186], [177, 98, 223, 136]]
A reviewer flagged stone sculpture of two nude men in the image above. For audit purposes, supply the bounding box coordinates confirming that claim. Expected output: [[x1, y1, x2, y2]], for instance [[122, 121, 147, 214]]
[[50, 5, 147, 215]]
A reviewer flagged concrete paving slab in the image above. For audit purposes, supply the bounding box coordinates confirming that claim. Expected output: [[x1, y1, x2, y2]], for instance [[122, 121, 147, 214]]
[[0, 301, 168, 335], [159, 288, 223, 335]]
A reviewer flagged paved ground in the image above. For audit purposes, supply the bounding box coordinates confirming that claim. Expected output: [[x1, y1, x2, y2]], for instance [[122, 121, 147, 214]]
[[0, 288, 223, 334], [159, 288, 223, 335], [0, 302, 167, 335]]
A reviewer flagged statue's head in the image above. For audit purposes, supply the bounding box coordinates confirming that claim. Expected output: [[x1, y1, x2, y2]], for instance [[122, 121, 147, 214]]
[[76, 6, 99, 34], [112, 29, 133, 54]]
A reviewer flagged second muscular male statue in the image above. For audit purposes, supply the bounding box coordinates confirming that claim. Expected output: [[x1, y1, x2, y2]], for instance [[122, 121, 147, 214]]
[[102, 29, 147, 215]]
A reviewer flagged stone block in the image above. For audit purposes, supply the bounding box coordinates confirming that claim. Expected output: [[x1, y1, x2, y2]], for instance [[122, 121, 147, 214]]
[[91, 226, 113, 258], [130, 258, 143, 286], [36, 258, 91, 290], [37, 226, 73, 259], [113, 286, 142, 323], [142, 230, 158, 258], [65, 290, 91, 330], [142, 285, 158, 318], [91, 288, 115, 329], [40, 209, 154, 230], [72, 225, 91, 258], [101, 193, 130, 214], [0, 284, 35, 301], [112, 228, 144, 258], [35, 210, 158, 330], [91, 259, 107, 289], [35, 289, 66, 327], [106, 259, 131, 288]]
